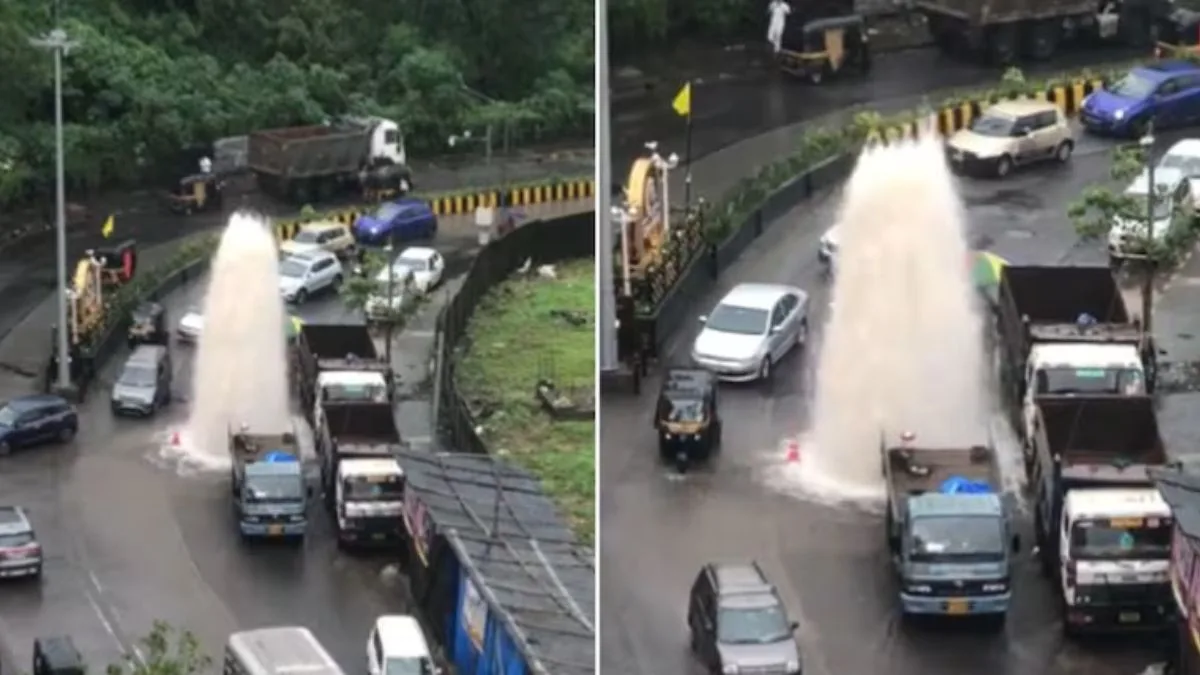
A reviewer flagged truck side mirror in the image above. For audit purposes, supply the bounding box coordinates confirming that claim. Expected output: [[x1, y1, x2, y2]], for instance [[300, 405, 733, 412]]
[[1011, 534, 1021, 553]]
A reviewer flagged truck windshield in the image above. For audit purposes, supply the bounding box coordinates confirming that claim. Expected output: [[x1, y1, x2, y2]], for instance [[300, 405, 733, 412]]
[[322, 383, 388, 403], [910, 516, 1004, 562], [1035, 367, 1143, 395], [384, 657, 431, 675], [1069, 518, 1172, 560], [344, 476, 404, 501], [244, 476, 303, 503]]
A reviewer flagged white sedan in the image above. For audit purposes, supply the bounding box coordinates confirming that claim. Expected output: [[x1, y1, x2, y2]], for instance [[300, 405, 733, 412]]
[[177, 306, 204, 341], [1153, 138, 1200, 208], [394, 246, 445, 293]]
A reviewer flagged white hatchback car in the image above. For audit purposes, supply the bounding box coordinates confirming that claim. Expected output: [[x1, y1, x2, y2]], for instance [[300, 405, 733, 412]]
[[691, 283, 810, 382], [367, 615, 439, 675], [279, 250, 344, 304], [394, 246, 445, 293]]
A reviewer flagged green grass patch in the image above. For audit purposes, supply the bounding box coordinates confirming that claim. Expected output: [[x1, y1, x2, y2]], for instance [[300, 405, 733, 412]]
[[455, 259, 595, 544]]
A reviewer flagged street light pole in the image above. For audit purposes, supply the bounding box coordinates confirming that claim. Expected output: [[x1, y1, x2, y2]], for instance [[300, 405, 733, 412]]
[[1140, 124, 1156, 338], [597, 0, 618, 374], [384, 239, 395, 368], [30, 28, 79, 392]]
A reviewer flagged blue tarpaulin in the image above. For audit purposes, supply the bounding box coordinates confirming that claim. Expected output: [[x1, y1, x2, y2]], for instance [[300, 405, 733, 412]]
[[263, 451, 297, 463], [939, 476, 993, 494]]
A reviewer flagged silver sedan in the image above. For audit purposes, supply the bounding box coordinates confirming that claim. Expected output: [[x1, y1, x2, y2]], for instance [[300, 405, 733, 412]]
[[690, 283, 810, 382]]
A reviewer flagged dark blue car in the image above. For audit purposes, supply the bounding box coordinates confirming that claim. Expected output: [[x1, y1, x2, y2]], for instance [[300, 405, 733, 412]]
[[352, 198, 438, 246], [0, 394, 78, 455], [1080, 61, 1200, 137]]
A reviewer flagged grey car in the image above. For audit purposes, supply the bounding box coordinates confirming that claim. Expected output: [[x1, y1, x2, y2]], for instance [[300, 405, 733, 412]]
[[111, 345, 172, 417], [691, 283, 809, 382], [0, 505, 42, 580], [688, 561, 802, 674]]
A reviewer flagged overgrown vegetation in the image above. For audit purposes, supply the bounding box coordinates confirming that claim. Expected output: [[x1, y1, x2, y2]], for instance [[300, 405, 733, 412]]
[[455, 259, 595, 543], [0, 0, 592, 206], [106, 622, 210, 675]]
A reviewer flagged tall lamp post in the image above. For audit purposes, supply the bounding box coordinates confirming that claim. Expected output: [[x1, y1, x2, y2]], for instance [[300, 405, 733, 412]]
[[598, 0, 618, 375], [30, 27, 79, 392]]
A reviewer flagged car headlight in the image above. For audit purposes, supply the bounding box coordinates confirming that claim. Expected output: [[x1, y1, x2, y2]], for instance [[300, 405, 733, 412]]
[[981, 582, 1008, 593], [786, 660, 800, 674], [906, 584, 932, 594], [1114, 109, 1126, 120], [722, 665, 739, 675]]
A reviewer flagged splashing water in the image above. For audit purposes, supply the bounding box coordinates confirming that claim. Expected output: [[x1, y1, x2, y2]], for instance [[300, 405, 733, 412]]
[[160, 212, 292, 471], [796, 129, 995, 503]]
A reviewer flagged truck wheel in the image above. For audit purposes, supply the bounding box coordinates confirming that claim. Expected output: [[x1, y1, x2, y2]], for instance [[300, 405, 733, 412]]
[[987, 25, 1019, 66], [1021, 20, 1058, 61]]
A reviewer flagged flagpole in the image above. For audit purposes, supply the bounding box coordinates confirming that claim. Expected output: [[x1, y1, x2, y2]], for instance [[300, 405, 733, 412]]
[[683, 79, 693, 210]]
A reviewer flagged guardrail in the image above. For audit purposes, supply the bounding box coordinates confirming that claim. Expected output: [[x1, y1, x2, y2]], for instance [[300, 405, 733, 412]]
[[433, 211, 595, 454]]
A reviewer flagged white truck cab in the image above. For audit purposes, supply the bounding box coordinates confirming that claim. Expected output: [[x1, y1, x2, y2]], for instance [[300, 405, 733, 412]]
[[337, 458, 405, 542], [1021, 342, 1145, 442], [365, 117, 406, 167]]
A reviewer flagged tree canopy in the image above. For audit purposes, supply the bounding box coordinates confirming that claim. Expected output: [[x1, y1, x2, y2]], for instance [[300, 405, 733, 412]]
[[0, 0, 593, 206]]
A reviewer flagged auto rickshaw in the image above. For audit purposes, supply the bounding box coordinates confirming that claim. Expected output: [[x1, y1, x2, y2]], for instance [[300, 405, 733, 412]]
[[32, 636, 84, 675], [779, 14, 871, 84], [167, 173, 224, 214], [92, 238, 138, 287], [654, 368, 721, 473], [128, 301, 168, 348]]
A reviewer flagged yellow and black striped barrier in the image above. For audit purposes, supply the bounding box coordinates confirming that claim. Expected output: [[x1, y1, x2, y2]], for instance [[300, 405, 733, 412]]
[[273, 177, 593, 242], [871, 78, 1107, 143]]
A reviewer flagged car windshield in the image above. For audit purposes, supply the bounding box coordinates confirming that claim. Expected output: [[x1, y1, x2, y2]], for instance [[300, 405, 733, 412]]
[[717, 602, 792, 644], [909, 516, 1005, 563], [0, 405, 18, 426], [119, 364, 156, 387], [243, 476, 303, 503], [1159, 152, 1200, 176], [706, 304, 769, 335], [664, 398, 705, 422], [1110, 71, 1157, 100], [279, 259, 307, 277], [1035, 367, 1144, 395], [969, 114, 1016, 137], [374, 203, 403, 220], [383, 657, 431, 675], [293, 230, 321, 243], [1129, 193, 1176, 220], [0, 532, 33, 548], [1070, 517, 1171, 560], [344, 475, 404, 501], [397, 256, 428, 271]]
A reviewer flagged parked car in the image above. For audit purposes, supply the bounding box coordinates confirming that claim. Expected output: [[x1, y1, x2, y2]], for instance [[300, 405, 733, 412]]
[[0, 505, 42, 579], [352, 198, 438, 246], [1108, 168, 1195, 264], [944, 99, 1074, 178], [1149, 138, 1200, 204], [366, 615, 439, 675], [365, 262, 416, 321], [279, 250, 344, 304], [688, 561, 802, 675], [0, 394, 77, 455], [280, 220, 356, 259], [1080, 61, 1200, 137], [177, 305, 204, 342], [394, 246, 445, 293], [691, 283, 809, 382]]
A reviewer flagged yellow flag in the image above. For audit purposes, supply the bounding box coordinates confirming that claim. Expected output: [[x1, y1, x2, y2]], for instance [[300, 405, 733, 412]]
[[672, 82, 691, 118], [101, 214, 114, 238]]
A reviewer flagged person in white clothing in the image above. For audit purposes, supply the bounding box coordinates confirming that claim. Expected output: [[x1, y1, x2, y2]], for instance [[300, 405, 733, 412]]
[[767, 0, 791, 54], [198, 156, 212, 174]]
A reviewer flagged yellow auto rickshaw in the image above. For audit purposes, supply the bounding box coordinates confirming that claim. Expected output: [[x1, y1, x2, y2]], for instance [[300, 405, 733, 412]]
[[779, 14, 871, 84], [167, 173, 224, 215]]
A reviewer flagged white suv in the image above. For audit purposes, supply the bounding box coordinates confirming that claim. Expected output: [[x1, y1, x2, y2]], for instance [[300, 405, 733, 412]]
[[367, 615, 439, 675], [279, 250, 343, 304]]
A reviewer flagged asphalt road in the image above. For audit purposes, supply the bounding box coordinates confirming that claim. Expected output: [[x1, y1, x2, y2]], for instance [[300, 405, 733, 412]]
[[612, 46, 1141, 176], [599, 129, 1200, 675], [0, 239, 475, 672]]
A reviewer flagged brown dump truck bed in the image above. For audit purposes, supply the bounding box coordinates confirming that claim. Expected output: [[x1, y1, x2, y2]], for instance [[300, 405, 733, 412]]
[[247, 124, 372, 179], [1035, 395, 1165, 483], [321, 402, 400, 456], [916, 0, 1099, 23]]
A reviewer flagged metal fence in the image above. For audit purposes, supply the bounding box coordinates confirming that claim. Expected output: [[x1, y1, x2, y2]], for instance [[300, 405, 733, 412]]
[[435, 211, 595, 454]]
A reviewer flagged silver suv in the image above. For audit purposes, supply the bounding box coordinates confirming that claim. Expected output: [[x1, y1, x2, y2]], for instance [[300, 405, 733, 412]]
[[945, 99, 1075, 178], [0, 505, 42, 579], [688, 561, 801, 674]]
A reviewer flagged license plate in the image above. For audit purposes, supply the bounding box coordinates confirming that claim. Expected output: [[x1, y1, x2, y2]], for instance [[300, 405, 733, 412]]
[[1119, 612, 1140, 623], [946, 599, 968, 615], [268, 525, 283, 536]]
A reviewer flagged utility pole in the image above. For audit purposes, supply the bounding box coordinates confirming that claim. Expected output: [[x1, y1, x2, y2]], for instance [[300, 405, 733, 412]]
[[1140, 124, 1156, 337], [384, 238, 396, 368], [30, 26, 79, 392], [597, 0, 617, 374]]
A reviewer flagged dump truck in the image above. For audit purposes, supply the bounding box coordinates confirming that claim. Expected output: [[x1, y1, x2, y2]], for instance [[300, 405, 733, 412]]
[[229, 424, 311, 540], [313, 401, 406, 547], [294, 324, 392, 423], [995, 265, 1153, 445], [917, 0, 1171, 64], [1029, 395, 1173, 636], [882, 432, 1019, 628], [247, 116, 409, 204]]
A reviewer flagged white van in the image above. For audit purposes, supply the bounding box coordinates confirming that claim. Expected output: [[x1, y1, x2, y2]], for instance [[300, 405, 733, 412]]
[[225, 627, 343, 675], [366, 615, 439, 675]]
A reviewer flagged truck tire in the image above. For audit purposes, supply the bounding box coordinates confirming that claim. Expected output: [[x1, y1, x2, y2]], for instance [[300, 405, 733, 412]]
[[987, 25, 1019, 66], [1021, 20, 1059, 61]]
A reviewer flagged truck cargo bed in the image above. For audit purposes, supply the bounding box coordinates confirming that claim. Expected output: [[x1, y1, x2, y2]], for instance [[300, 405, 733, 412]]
[[1037, 395, 1165, 481], [322, 402, 400, 455], [916, 0, 1099, 24], [300, 324, 379, 361], [884, 446, 1000, 497], [248, 124, 372, 180], [1003, 266, 1130, 324]]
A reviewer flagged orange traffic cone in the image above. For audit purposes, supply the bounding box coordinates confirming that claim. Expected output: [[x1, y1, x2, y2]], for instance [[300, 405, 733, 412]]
[[784, 438, 801, 463], [170, 430, 181, 447]]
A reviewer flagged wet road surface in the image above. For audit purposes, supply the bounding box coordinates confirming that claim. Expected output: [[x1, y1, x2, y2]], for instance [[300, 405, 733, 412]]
[[612, 46, 1141, 174], [599, 129, 1197, 675], [0, 238, 475, 671]]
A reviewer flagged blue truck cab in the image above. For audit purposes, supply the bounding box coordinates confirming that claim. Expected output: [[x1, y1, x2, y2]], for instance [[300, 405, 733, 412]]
[[882, 435, 1020, 629], [229, 425, 312, 540]]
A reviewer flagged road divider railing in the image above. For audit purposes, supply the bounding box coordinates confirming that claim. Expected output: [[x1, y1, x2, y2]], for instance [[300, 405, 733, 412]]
[[617, 66, 1127, 362], [272, 176, 594, 242]]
